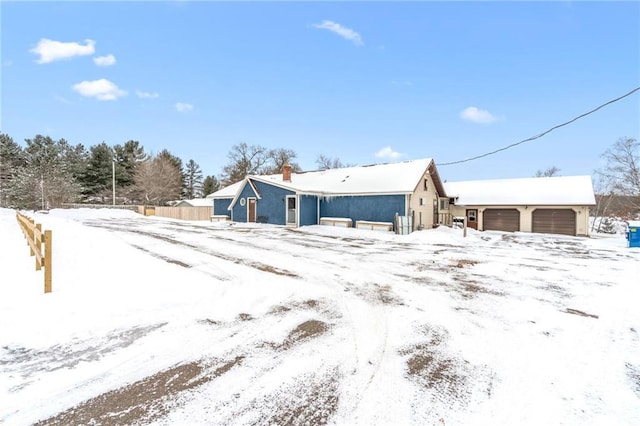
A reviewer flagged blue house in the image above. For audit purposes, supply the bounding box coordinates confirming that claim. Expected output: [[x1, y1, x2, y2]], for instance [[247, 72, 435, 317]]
[[211, 158, 448, 231], [206, 180, 244, 221]]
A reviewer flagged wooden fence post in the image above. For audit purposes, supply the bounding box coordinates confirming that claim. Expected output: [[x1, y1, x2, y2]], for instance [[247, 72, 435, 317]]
[[35, 223, 42, 271], [44, 230, 52, 293]]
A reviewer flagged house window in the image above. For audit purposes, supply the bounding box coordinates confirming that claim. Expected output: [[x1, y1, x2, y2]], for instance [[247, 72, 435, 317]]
[[239, 198, 246, 206], [424, 178, 429, 190], [440, 199, 449, 210], [419, 198, 425, 206]]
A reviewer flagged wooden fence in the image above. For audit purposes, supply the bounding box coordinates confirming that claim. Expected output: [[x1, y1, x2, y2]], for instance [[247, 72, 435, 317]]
[[150, 206, 213, 221], [16, 212, 52, 293]]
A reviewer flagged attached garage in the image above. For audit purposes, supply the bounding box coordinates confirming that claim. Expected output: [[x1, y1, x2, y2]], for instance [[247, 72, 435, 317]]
[[532, 209, 576, 236], [483, 208, 520, 232]]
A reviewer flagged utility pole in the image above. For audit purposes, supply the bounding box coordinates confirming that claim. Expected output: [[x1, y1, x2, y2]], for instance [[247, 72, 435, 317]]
[[112, 159, 116, 206]]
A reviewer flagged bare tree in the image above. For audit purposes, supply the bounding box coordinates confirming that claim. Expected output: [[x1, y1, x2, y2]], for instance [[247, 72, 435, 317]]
[[134, 155, 182, 205], [590, 177, 616, 233], [599, 137, 640, 196], [592, 137, 640, 230], [220, 143, 269, 185], [315, 154, 353, 170], [535, 166, 561, 177], [265, 148, 301, 174]]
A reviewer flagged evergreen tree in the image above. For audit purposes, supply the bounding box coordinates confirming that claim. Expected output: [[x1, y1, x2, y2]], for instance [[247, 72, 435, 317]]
[[59, 140, 89, 183], [184, 159, 204, 198], [0, 133, 24, 207], [80, 142, 115, 200], [203, 175, 220, 196], [113, 140, 147, 188], [13, 135, 80, 209]]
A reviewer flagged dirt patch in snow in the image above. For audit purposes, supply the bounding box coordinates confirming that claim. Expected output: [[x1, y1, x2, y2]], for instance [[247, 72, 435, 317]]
[[34, 356, 244, 426], [400, 327, 475, 405], [345, 282, 404, 305], [452, 275, 504, 299], [279, 320, 329, 350], [263, 320, 330, 351], [238, 313, 253, 321], [269, 299, 323, 314], [130, 244, 191, 268], [453, 259, 478, 268], [626, 363, 640, 398], [564, 308, 599, 319], [260, 369, 340, 426]]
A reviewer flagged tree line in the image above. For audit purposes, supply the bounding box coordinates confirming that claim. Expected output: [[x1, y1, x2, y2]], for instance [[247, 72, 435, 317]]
[[0, 133, 214, 209], [0, 133, 349, 209]]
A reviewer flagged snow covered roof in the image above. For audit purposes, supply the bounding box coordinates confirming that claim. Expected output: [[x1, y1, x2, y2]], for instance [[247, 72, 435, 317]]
[[250, 158, 440, 196], [445, 175, 596, 206], [627, 221, 640, 228], [206, 181, 244, 199], [175, 198, 213, 207]]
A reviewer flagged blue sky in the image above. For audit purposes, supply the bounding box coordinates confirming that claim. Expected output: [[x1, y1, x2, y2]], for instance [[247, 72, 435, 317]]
[[1, 1, 638, 182]]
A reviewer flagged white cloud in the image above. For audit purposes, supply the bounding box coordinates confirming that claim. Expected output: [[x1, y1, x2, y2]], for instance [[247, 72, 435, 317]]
[[460, 106, 500, 124], [375, 146, 403, 159], [72, 79, 127, 101], [136, 90, 159, 99], [30, 38, 96, 64], [93, 54, 116, 67], [313, 20, 363, 46], [175, 102, 194, 112]]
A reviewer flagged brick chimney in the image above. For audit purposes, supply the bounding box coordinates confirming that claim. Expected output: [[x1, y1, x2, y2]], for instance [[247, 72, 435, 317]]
[[282, 163, 292, 182]]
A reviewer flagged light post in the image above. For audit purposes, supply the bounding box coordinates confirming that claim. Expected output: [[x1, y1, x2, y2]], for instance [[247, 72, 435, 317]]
[[112, 159, 116, 206]]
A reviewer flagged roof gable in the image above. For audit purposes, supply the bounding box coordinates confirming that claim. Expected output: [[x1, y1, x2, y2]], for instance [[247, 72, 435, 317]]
[[206, 181, 244, 199], [445, 175, 596, 206], [175, 198, 212, 207]]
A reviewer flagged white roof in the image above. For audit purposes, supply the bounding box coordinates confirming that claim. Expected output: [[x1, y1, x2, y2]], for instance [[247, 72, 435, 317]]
[[251, 158, 434, 195], [206, 181, 244, 199], [177, 198, 212, 207], [444, 175, 596, 206], [627, 221, 640, 228]]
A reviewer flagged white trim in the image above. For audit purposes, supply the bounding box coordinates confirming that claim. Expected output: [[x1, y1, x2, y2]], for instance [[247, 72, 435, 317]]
[[247, 197, 257, 222], [229, 178, 262, 210], [285, 195, 297, 226], [247, 180, 262, 200]]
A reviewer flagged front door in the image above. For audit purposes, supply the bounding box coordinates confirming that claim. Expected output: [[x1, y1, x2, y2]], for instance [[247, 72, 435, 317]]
[[286, 195, 297, 225], [466, 209, 478, 230], [248, 198, 256, 222]]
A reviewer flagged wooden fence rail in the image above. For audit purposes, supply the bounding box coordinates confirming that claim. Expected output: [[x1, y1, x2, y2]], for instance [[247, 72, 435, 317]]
[[16, 212, 52, 293], [151, 206, 213, 221]]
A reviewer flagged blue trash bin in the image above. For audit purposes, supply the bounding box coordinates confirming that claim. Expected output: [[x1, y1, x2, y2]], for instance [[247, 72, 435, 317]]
[[626, 221, 640, 248]]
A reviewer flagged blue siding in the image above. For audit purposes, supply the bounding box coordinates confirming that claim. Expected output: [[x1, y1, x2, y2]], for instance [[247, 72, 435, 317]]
[[300, 195, 318, 226], [231, 182, 260, 222], [320, 195, 405, 225], [251, 181, 294, 225], [213, 198, 232, 216]]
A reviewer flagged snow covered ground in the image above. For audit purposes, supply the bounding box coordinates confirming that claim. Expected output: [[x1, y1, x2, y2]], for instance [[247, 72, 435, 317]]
[[1, 207, 639, 426]]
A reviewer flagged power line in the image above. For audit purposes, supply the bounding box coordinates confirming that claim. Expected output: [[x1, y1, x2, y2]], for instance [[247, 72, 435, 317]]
[[439, 86, 640, 166]]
